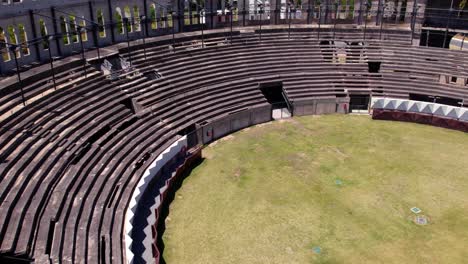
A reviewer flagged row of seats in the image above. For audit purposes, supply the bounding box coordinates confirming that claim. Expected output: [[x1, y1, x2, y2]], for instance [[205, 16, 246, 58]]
[[0, 26, 466, 264]]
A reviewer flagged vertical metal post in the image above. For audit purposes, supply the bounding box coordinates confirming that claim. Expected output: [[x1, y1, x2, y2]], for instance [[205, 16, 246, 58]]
[[124, 18, 133, 66], [95, 26, 101, 60], [229, 5, 233, 44], [376, 0, 382, 26], [461, 34, 466, 51], [10, 45, 26, 106], [242, 0, 246, 26], [172, 11, 176, 51], [426, 29, 429, 47], [318, 4, 321, 40], [210, 0, 215, 29], [88, 1, 100, 58], [107, 0, 115, 43], [410, 5, 418, 42], [29, 10, 41, 62], [363, 3, 368, 41], [140, 16, 147, 61], [443, 0, 454, 49], [78, 27, 87, 77], [288, 4, 292, 40], [201, 10, 205, 48], [47, 37, 57, 90], [259, 4, 264, 42], [50, 7, 62, 56], [324, 0, 329, 24], [379, 0, 384, 40], [333, 2, 338, 40], [143, 0, 149, 37]]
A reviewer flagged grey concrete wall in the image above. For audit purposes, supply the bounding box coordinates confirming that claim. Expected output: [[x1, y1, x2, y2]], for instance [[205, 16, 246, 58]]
[[201, 104, 272, 144], [293, 97, 351, 116]]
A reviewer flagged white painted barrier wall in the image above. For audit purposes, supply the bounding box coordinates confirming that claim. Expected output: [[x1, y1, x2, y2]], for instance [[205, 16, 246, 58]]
[[371, 97, 468, 121], [124, 136, 188, 264]]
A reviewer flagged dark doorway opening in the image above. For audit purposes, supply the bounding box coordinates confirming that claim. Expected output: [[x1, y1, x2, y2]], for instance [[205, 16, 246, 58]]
[[349, 95, 370, 112], [368, 62, 381, 73], [259, 82, 288, 109], [178, 124, 199, 148]]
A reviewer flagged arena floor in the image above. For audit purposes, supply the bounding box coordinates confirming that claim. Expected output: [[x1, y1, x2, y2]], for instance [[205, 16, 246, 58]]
[[162, 115, 468, 264]]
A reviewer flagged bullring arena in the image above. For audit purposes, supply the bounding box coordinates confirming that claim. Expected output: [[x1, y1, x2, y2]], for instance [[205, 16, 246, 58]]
[[0, 0, 467, 263]]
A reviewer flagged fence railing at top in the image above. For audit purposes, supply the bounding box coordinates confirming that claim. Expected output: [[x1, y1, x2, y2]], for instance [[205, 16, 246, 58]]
[[0, 3, 423, 69], [1, 2, 466, 77]]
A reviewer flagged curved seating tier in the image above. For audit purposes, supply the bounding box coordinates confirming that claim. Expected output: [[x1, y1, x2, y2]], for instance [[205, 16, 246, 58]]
[[0, 26, 467, 264]]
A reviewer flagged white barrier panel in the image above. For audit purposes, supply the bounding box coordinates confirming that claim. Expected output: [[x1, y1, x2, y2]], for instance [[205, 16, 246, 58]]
[[371, 97, 467, 120], [124, 136, 188, 264]]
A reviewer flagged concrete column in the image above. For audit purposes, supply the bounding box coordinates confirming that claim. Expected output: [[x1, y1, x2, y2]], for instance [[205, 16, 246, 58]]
[[354, 0, 363, 24], [415, 0, 427, 30], [405, 0, 415, 24], [87, 1, 99, 50], [28, 10, 41, 62], [344, 0, 350, 19], [395, 0, 402, 23], [106, 0, 115, 43], [270, 0, 280, 24], [322, 0, 330, 24], [50, 7, 62, 57], [143, 0, 149, 37], [371, 0, 380, 25], [207, 0, 217, 29], [176, 0, 184, 32], [238, 0, 247, 26]]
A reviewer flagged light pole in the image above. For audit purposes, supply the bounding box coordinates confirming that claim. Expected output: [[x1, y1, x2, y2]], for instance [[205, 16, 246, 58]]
[[140, 15, 148, 61], [9, 44, 26, 106], [45, 35, 57, 90], [461, 34, 466, 51], [77, 26, 87, 77], [93, 23, 101, 59], [411, 5, 421, 44], [318, 2, 322, 40], [190, 1, 206, 48], [333, 1, 338, 40], [443, 0, 454, 49], [201, 9, 205, 48], [379, 0, 384, 40], [123, 17, 133, 66], [363, 2, 369, 41], [259, 3, 264, 42], [288, 2, 297, 40], [172, 10, 177, 51], [226, 2, 234, 44]]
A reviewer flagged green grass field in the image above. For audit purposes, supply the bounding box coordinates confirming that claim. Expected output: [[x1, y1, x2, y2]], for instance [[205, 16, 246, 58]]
[[163, 115, 468, 264]]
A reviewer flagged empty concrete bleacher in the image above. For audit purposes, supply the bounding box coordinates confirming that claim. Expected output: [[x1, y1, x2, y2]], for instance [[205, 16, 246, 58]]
[[0, 26, 467, 264]]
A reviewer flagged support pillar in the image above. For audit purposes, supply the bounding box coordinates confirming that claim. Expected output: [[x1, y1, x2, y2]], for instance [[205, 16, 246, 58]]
[[355, 0, 363, 25], [177, 0, 184, 32], [88, 1, 99, 51], [28, 10, 41, 62], [50, 7, 62, 57], [143, 0, 149, 37], [106, 0, 115, 43]]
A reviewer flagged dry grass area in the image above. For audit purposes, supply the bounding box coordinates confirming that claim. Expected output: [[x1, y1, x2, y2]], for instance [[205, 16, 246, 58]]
[[163, 115, 468, 264]]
